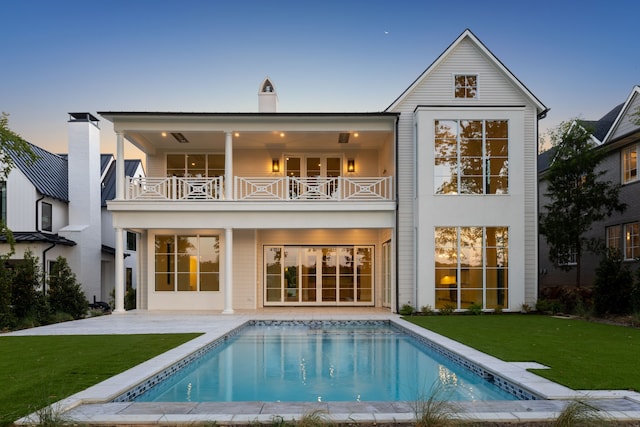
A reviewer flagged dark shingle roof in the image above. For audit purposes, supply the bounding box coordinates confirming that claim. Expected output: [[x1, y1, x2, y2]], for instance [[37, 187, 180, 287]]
[[0, 231, 76, 246], [586, 103, 624, 142], [101, 159, 142, 206], [8, 142, 68, 201]]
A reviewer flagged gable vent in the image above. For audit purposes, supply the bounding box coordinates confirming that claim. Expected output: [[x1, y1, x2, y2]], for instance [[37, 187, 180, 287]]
[[338, 133, 350, 144], [171, 132, 189, 143]]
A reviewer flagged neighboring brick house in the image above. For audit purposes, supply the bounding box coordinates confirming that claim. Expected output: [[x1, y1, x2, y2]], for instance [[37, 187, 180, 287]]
[[538, 85, 640, 289]]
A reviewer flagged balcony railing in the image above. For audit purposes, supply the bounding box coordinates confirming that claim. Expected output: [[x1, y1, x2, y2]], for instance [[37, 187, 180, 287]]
[[125, 176, 393, 201], [127, 176, 224, 200]]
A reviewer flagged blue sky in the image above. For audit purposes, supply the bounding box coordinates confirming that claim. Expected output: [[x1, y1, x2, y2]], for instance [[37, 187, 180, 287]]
[[1, 0, 638, 158]]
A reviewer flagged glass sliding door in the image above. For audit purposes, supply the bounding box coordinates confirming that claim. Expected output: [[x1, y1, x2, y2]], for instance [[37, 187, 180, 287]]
[[264, 245, 374, 305]]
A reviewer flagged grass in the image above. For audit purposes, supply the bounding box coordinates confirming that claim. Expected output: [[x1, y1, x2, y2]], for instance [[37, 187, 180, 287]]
[[0, 333, 201, 426], [405, 314, 640, 391]]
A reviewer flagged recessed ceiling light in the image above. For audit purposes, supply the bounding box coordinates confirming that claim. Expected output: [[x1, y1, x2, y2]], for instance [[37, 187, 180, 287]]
[[161, 132, 167, 137]]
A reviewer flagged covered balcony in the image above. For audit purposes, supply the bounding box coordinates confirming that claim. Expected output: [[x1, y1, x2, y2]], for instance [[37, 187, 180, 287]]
[[101, 112, 398, 205]]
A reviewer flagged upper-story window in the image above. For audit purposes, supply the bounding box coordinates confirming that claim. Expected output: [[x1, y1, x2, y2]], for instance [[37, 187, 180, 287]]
[[434, 119, 508, 195], [41, 202, 52, 232], [167, 154, 225, 177], [454, 74, 478, 99], [622, 145, 638, 184]]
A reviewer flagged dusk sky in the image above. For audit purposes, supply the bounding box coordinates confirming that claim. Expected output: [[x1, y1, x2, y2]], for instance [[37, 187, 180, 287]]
[[2, 0, 638, 159]]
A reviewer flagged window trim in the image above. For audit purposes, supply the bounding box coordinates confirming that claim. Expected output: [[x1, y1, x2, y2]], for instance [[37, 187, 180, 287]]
[[453, 74, 479, 99], [622, 145, 638, 184]]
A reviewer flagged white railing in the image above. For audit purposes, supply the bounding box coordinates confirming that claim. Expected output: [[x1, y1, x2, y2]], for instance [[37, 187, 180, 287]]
[[125, 176, 393, 201], [235, 176, 393, 201], [127, 176, 224, 200]]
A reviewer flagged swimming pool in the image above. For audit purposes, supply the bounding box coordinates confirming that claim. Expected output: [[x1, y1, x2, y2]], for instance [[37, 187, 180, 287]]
[[127, 320, 520, 403]]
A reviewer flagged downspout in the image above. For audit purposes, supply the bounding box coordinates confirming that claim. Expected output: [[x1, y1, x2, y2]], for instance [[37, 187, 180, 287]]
[[42, 242, 56, 295]]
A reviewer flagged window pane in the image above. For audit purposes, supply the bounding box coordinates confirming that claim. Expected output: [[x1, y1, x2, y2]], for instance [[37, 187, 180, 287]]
[[200, 273, 219, 291], [625, 223, 639, 260], [177, 272, 196, 291], [485, 120, 508, 138], [155, 273, 174, 291], [207, 154, 225, 177], [167, 154, 185, 176]]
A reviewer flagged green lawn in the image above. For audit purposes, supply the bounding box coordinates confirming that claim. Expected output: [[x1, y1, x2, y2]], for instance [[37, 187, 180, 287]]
[[405, 314, 640, 391], [0, 333, 200, 426]]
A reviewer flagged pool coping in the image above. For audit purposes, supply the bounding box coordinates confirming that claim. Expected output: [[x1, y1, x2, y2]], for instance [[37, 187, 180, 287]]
[[14, 314, 640, 425]]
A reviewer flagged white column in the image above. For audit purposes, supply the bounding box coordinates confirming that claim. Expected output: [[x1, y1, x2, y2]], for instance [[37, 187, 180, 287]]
[[222, 227, 234, 314], [224, 131, 233, 200], [114, 227, 125, 313], [116, 132, 125, 200]]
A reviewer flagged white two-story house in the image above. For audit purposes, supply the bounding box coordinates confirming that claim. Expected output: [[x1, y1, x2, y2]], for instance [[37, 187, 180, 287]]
[[99, 29, 546, 313]]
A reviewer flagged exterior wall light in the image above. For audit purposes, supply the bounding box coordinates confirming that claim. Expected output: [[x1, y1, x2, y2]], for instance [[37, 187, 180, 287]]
[[272, 159, 280, 173], [347, 159, 355, 173]]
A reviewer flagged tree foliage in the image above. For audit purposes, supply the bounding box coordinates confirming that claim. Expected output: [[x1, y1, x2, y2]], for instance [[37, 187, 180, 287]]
[[539, 121, 626, 287], [48, 256, 88, 319]]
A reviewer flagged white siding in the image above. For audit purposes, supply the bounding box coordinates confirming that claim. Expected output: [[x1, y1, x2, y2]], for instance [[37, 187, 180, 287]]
[[6, 168, 38, 231], [610, 94, 640, 141], [233, 229, 257, 309], [389, 36, 541, 310]]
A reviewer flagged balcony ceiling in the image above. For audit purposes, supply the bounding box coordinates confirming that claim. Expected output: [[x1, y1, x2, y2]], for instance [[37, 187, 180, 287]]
[[125, 129, 393, 152]]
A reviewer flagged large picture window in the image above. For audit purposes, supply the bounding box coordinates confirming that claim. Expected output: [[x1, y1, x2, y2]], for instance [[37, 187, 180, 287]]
[[434, 119, 508, 195], [265, 245, 373, 305], [155, 234, 219, 292], [435, 227, 508, 310]]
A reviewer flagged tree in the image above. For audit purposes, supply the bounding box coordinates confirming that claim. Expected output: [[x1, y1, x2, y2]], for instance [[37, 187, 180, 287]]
[[539, 121, 626, 287], [0, 112, 37, 249], [11, 249, 43, 320], [48, 256, 88, 319]]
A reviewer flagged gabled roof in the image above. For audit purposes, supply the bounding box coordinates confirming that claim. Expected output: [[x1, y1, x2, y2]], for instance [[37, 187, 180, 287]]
[[580, 103, 624, 143], [101, 159, 143, 207], [7, 142, 68, 202], [385, 29, 547, 116], [602, 85, 640, 145]]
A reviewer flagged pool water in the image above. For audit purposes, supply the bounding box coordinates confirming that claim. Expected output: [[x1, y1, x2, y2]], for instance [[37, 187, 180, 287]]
[[134, 323, 517, 403]]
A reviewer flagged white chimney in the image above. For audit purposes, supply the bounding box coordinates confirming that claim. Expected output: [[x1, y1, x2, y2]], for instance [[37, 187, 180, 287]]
[[59, 113, 102, 302], [258, 77, 278, 112]]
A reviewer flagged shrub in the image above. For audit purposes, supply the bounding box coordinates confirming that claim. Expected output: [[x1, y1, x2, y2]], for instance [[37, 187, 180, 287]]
[[399, 303, 414, 315], [47, 257, 88, 320], [420, 305, 434, 315], [439, 303, 455, 315], [125, 287, 136, 310], [593, 251, 633, 316], [0, 258, 15, 329], [11, 250, 44, 320], [467, 302, 483, 315]]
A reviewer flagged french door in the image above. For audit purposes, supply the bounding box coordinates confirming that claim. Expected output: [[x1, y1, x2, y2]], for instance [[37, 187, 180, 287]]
[[265, 245, 373, 305]]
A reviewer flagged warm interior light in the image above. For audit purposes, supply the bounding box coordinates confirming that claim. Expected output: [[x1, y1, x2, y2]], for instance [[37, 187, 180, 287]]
[[347, 159, 355, 172], [280, 132, 285, 137], [354, 132, 359, 138], [440, 275, 456, 285], [161, 132, 167, 137], [272, 159, 280, 173], [234, 132, 240, 137]]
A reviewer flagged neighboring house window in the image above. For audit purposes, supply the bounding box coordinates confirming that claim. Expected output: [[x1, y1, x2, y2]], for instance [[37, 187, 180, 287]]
[[154, 234, 219, 292], [435, 226, 508, 310], [434, 119, 508, 194], [622, 145, 638, 184], [454, 74, 477, 99], [606, 225, 622, 254], [126, 231, 137, 251], [166, 154, 225, 177], [624, 222, 640, 260], [41, 202, 52, 232], [0, 181, 6, 223]]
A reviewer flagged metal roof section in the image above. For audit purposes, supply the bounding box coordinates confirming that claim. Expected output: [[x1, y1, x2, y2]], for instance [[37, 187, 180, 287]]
[[385, 29, 548, 116], [7, 141, 69, 201], [0, 231, 76, 246], [101, 159, 142, 207]]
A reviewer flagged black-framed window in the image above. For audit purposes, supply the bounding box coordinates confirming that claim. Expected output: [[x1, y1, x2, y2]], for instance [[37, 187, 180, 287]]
[[41, 202, 52, 232], [0, 181, 6, 223], [126, 231, 137, 251]]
